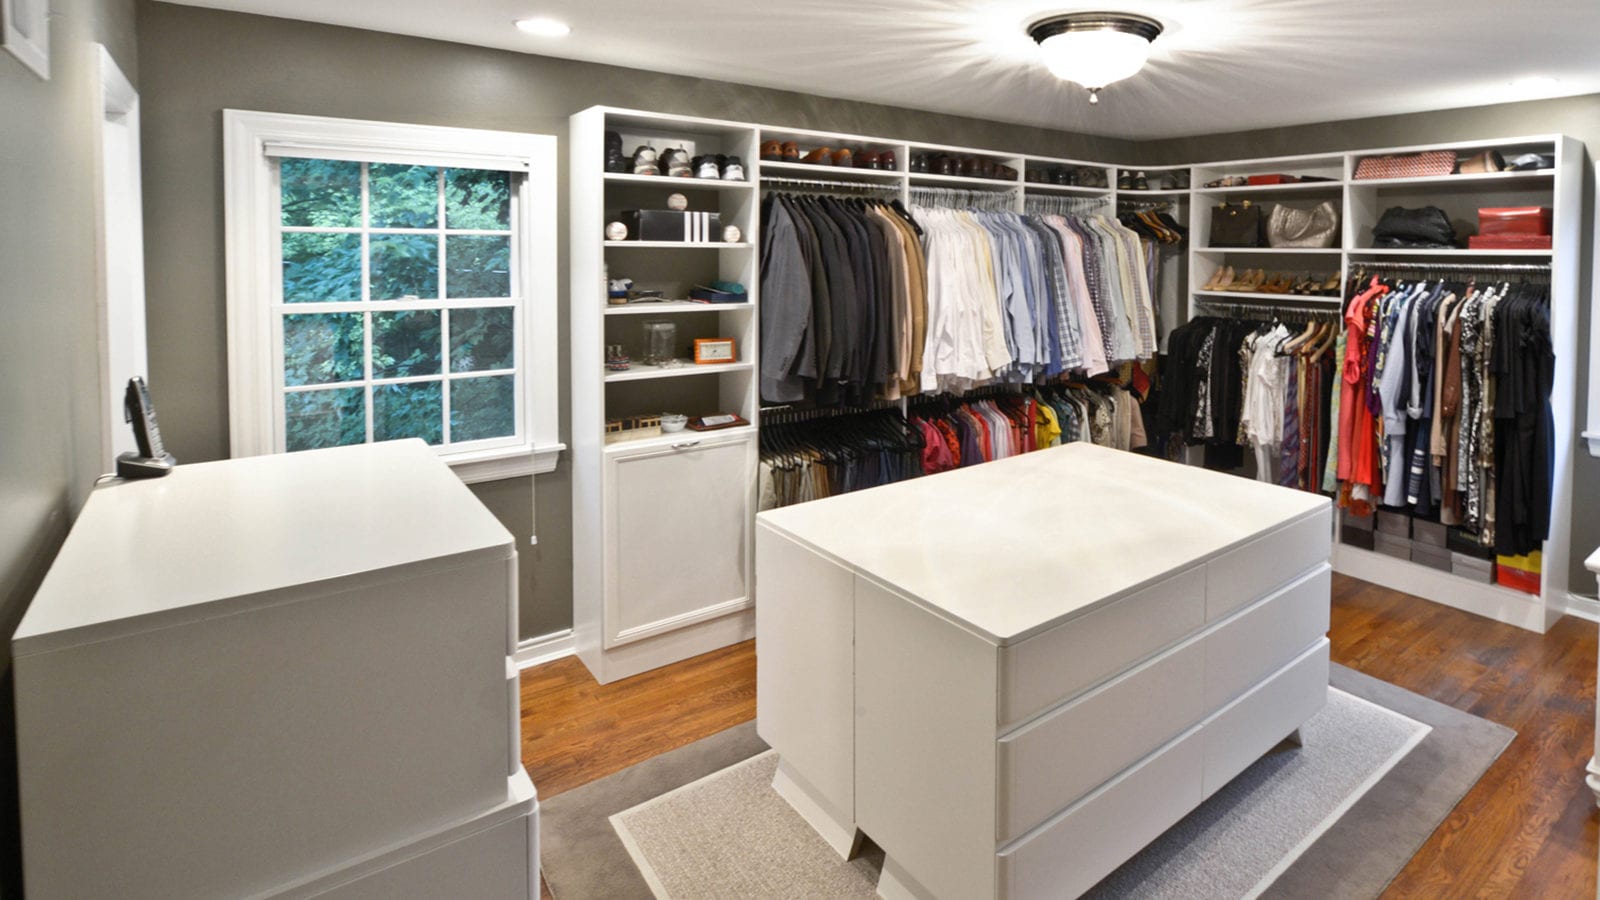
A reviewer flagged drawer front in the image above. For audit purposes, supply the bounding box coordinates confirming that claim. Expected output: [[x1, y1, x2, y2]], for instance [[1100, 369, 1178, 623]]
[[1206, 511, 1330, 620], [998, 724, 1205, 900], [1205, 564, 1330, 709], [999, 565, 1205, 729], [998, 635, 1205, 843], [1203, 638, 1329, 798]]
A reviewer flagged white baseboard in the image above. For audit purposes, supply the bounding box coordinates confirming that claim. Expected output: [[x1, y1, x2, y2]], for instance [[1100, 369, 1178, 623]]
[[514, 628, 575, 670], [1563, 592, 1600, 624]]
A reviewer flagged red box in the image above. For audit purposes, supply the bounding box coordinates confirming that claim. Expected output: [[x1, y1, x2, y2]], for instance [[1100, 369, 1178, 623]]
[[1468, 234, 1552, 250], [1247, 174, 1292, 185], [1478, 206, 1551, 236], [1496, 565, 1539, 594]]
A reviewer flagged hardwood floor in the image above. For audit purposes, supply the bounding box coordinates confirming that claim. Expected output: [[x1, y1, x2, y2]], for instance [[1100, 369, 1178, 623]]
[[521, 574, 1598, 898]]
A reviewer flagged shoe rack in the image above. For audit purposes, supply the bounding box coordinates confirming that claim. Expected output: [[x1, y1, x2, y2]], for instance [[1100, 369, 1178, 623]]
[[1183, 135, 1583, 633], [571, 107, 761, 684]]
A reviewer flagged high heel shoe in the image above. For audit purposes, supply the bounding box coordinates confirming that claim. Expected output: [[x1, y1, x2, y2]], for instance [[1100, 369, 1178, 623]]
[[1241, 268, 1267, 291], [1204, 266, 1235, 291], [1320, 272, 1342, 295]]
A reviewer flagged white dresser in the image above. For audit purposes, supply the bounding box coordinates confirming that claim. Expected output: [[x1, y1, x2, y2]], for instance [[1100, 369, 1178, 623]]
[[756, 443, 1332, 900], [13, 440, 537, 899]]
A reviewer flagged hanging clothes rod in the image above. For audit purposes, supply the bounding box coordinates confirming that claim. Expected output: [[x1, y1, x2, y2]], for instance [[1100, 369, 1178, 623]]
[[1024, 194, 1110, 215], [761, 176, 902, 193], [1116, 198, 1177, 211], [1197, 298, 1341, 319], [1352, 260, 1551, 273], [909, 185, 1017, 211]]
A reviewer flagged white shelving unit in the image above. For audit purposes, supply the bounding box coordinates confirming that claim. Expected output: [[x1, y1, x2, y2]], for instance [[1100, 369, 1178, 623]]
[[1180, 135, 1582, 633], [570, 107, 761, 684]]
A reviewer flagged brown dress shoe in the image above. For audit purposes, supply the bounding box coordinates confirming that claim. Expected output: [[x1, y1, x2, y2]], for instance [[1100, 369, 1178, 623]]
[[781, 141, 800, 162], [855, 150, 881, 169], [879, 150, 897, 171], [830, 148, 853, 167], [760, 140, 783, 162], [801, 147, 834, 165]]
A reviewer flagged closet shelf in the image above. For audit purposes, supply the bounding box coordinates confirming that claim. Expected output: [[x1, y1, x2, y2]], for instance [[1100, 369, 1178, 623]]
[[908, 172, 1021, 190], [603, 424, 757, 454], [603, 172, 755, 191], [1194, 247, 1344, 255], [1193, 290, 1341, 303], [604, 241, 754, 249], [1113, 188, 1189, 197], [1195, 181, 1344, 195], [1347, 248, 1553, 258], [1023, 183, 1113, 197], [604, 301, 753, 315], [1348, 169, 1556, 189], [603, 360, 753, 382], [758, 160, 905, 183]]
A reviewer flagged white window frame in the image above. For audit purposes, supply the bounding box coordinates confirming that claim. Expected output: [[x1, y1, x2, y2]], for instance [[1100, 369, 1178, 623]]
[[224, 109, 562, 481]]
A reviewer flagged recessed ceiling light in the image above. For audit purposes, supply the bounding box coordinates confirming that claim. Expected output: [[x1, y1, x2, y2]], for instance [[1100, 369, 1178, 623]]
[[516, 17, 571, 37]]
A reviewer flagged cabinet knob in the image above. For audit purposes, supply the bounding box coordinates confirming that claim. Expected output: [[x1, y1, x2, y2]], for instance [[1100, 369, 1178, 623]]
[[670, 440, 702, 450]]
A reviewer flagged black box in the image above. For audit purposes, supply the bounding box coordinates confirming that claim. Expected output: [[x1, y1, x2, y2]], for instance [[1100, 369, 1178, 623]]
[[1375, 510, 1411, 537], [1340, 528, 1375, 551], [623, 209, 722, 242], [1446, 527, 1495, 559], [1374, 532, 1410, 559], [1411, 542, 1452, 572], [1341, 509, 1375, 532], [1412, 519, 1447, 547]]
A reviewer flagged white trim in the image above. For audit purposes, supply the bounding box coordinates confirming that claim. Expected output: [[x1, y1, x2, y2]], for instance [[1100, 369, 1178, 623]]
[[1, 0, 48, 80], [1332, 545, 1560, 633], [223, 110, 560, 480], [91, 45, 145, 472], [1562, 592, 1600, 624], [513, 628, 575, 669], [1586, 757, 1600, 809]]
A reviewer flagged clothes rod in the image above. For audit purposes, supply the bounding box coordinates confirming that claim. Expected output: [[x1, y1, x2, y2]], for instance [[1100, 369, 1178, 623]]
[[1353, 260, 1551, 273], [762, 176, 902, 192]]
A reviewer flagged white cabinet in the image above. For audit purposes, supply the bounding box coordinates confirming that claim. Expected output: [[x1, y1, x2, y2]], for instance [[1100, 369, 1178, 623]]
[[603, 432, 755, 646], [13, 441, 536, 900], [756, 443, 1332, 899]]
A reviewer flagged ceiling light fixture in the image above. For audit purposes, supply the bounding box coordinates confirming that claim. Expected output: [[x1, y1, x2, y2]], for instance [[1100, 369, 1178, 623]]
[[1028, 11, 1163, 105], [515, 17, 571, 37]]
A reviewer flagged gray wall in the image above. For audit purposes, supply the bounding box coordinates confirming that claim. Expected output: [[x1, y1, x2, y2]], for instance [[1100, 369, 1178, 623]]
[[134, 2, 1139, 640], [1140, 95, 1600, 592], [0, 0, 138, 893]]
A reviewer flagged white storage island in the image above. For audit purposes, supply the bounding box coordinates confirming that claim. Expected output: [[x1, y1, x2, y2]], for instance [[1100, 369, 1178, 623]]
[[756, 442, 1333, 900], [13, 440, 537, 900]]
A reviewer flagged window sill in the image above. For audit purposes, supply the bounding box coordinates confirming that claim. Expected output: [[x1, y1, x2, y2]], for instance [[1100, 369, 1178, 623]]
[[449, 442, 565, 484]]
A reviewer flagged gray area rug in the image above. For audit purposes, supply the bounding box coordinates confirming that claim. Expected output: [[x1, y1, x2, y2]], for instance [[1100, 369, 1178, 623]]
[[540, 664, 1513, 899]]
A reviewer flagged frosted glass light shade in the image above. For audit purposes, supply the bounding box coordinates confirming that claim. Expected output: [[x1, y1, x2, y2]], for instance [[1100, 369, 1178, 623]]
[[1037, 28, 1154, 88]]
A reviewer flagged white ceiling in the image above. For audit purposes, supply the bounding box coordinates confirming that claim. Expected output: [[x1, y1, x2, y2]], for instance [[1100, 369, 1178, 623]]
[[159, 0, 1600, 140]]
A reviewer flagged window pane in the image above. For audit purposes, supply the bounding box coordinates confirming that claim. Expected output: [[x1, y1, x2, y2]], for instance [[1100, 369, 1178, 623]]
[[451, 375, 516, 442], [445, 168, 510, 230], [283, 313, 363, 386], [374, 381, 442, 445], [280, 158, 361, 228], [372, 310, 442, 378], [446, 235, 511, 298], [282, 232, 362, 302], [285, 387, 365, 451], [369, 163, 439, 229], [369, 233, 438, 300], [450, 307, 515, 372]]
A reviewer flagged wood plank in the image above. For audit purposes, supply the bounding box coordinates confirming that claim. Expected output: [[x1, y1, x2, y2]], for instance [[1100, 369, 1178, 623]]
[[520, 574, 1598, 897]]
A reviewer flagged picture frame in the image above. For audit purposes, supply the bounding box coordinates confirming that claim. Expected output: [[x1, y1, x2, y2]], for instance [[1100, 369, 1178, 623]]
[[2, 0, 48, 80], [693, 338, 736, 365]]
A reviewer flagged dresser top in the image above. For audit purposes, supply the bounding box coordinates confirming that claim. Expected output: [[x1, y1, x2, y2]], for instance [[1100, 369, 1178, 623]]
[[16, 441, 513, 654], [757, 443, 1329, 644]]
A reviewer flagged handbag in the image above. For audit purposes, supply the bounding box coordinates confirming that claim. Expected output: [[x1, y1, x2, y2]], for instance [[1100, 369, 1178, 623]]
[[1353, 150, 1455, 180], [1209, 201, 1263, 248], [1372, 205, 1456, 248], [1266, 201, 1339, 248]]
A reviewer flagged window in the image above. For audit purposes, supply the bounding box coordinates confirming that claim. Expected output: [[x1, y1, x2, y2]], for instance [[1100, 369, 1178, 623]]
[[225, 111, 561, 481]]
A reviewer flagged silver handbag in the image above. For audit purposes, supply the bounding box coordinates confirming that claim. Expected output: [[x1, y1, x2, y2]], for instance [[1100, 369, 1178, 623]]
[[1266, 201, 1339, 248]]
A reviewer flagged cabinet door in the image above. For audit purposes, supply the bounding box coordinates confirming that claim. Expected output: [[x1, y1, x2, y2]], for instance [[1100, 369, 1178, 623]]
[[603, 433, 754, 648]]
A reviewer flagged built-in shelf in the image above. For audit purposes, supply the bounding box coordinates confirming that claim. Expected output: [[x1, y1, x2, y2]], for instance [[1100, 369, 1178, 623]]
[[1348, 169, 1556, 188], [604, 241, 754, 249], [1347, 247, 1552, 257], [603, 360, 754, 382], [908, 172, 1020, 190], [1023, 183, 1113, 196], [604, 301, 753, 316], [603, 172, 755, 191], [1195, 247, 1344, 255], [1193, 290, 1341, 302], [603, 424, 758, 453], [759, 160, 905, 183], [1194, 181, 1344, 195], [1114, 188, 1190, 197]]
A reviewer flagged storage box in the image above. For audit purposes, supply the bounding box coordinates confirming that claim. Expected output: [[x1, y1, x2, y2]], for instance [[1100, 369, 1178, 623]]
[[1247, 174, 1293, 185], [1411, 519, 1447, 548], [1496, 551, 1541, 594], [1467, 234, 1552, 250], [1375, 511, 1411, 537], [1340, 527, 1375, 551], [1452, 552, 1496, 583], [1340, 509, 1375, 532], [1410, 543, 1452, 572], [1374, 533, 1410, 560], [1478, 206, 1551, 236], [622, 209, 722, 242], [1446, 527, 1494, 558]]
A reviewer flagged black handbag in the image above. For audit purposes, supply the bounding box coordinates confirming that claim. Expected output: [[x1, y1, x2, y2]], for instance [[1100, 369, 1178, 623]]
[[1210, 201, 1263, 248], [1372, 206, 1456, 248]]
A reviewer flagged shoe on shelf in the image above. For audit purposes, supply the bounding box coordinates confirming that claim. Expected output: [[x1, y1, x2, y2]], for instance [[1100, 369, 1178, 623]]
[[632, 145, 659, 177], [759, 140, 783, 162], [693, 155, 720, 179], [721, 156, 745, 181], [660, 147, 691, 177], [1321, 272, 1342, 295], [879, 150, 897, 171], [801, 146, 833, 165], [855, 150, 881, 169], [831, 148, 854, 167], [605, 130, 623, 154], [605, 149, 629, 173], [933, 155, 956, 176], [781, 141, 800, 162], [1203, 266, 1235, 291], [1132, 171, 1149, 190], [1238, 269, 1265, 291]]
